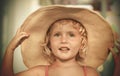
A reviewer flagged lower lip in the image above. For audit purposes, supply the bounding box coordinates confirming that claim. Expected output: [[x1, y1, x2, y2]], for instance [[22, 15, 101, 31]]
[[59, 50, 69, 53]]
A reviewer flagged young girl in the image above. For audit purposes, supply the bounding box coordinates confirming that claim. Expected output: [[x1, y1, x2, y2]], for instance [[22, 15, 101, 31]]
[[1, 5, 115, 76]]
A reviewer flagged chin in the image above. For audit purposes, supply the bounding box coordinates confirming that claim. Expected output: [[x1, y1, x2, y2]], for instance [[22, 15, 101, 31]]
[[57, 56, 75, 61]]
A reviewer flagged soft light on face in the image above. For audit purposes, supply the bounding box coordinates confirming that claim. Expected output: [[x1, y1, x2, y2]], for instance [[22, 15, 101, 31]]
[[47, 19, 86, 61]]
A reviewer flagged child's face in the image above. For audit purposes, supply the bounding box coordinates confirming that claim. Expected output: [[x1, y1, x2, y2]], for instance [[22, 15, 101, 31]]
[[49, 21, 82, 61]]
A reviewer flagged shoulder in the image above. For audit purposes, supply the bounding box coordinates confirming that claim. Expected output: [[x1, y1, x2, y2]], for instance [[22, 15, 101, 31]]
[[85, 66, 100, 76], [15, 65, 48, 76], [28, 65, 48, 75]]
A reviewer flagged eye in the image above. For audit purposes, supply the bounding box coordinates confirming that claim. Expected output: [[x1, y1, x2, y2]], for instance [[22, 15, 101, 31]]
[[69, 33, 75, 37], [54, 33, 60, 37]]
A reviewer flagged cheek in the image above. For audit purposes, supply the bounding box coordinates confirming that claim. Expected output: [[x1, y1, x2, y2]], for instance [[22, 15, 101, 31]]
[[50, 37, 60, 44], [49, 39, 58, 49], [71, 40, 81, 51], [72, 45, 80, 52]]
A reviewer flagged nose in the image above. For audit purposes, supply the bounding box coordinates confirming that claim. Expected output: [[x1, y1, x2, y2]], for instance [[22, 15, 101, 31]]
[[61, 35, 68, 43]]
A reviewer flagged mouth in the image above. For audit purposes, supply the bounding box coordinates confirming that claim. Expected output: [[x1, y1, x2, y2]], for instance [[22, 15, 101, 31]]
[[59, 47, 70, 52]]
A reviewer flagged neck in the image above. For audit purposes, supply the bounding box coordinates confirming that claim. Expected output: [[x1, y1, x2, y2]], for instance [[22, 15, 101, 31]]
[[50, 58, 80, 68]]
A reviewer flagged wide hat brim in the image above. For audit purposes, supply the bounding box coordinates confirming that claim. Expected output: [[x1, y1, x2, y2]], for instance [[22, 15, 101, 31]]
[[20, 5, 114, 69]]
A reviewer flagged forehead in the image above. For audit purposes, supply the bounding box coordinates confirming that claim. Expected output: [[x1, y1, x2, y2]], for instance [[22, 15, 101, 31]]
[[50, 19, 81, 31]]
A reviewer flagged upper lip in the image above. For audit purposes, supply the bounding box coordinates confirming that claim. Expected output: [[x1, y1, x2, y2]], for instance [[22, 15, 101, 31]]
[[58, 46, 70, 51]]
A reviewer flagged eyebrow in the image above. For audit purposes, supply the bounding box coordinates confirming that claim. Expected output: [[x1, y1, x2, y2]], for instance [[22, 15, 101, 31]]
[[53, 30, 78, 34]]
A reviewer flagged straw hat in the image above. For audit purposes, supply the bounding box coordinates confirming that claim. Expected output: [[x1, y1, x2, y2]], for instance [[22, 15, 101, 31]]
[[20, 5, 114, 69]]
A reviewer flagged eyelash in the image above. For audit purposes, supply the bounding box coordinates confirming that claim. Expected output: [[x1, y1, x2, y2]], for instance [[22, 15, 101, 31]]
[[69, 33, 75, 37], [54, 33, 60, 37], [53, 33, 75, 37]]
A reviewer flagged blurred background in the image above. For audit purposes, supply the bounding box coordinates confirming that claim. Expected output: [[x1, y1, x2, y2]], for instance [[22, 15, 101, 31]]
[[0, 0, 120, 76]]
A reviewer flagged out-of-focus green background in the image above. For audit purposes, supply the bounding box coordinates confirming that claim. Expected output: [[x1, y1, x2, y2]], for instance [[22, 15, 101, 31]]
[[0, 0, 120, 76]]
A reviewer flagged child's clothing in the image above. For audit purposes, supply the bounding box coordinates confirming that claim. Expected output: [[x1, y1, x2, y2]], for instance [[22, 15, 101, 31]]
[[45, 66, 87, 76]]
